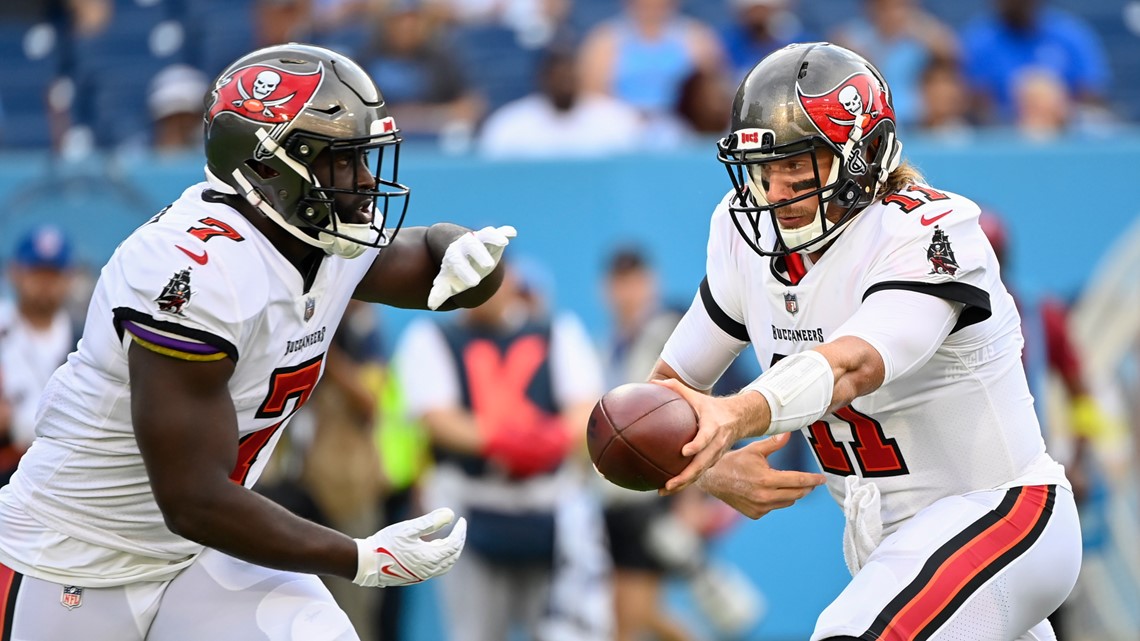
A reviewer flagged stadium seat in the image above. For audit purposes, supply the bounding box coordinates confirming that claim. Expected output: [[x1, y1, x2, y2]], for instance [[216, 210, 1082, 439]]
[[0, 21, 63, 149], [453, 25, 543, 115], [181, 0, 255, 78]]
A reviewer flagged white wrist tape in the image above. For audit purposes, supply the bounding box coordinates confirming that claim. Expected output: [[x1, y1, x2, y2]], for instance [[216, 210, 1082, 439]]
[[744, 350, 834, 435]]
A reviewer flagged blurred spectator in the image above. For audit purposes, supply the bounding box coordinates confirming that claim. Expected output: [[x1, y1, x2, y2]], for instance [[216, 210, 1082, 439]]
[[0, 374, 13, 486], [597, 247, 764, 640], [255, 0, 314, 47], [961, 0, 1111, 125], [601, 247, 679, 388], [477, 47, 645, 158], [300, 300, 386, 638], [369, 348, 432, 641], [148, 64, 209, 155], [720, 0, 810, 83], [598, 247, 693, 641], [0, 225, 78, 484], [67, 0, 113, 37], [396, 261, 611, 641], [578, 0, 725, 125], [362, 1, 484, 142], [674, 66, 732, 137], [309, 0, 382, 55], [979, 212, 1122, 503], [979, 211, 1122, 639], [915, 56, 974, 139], [1013, 67, 1071, 140], [429, 0, 572, 49], [830, 0, 959, 127]]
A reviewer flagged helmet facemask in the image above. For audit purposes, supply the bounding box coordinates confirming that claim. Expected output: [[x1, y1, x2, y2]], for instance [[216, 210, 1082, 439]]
[[719, 133, 860, 256], [230, 121, 409, 259], [717, 42, 903, 257], [283, 127, 409, 259]]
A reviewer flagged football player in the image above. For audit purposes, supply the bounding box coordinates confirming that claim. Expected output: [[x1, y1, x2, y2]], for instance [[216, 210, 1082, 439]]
[[652, 43, 1080, 640], [0, 44, 514, 640]]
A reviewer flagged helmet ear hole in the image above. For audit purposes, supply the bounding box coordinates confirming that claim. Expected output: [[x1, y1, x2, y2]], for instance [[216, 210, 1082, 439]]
[[246, 160, 279, 180], [834, 183, 860, 208]]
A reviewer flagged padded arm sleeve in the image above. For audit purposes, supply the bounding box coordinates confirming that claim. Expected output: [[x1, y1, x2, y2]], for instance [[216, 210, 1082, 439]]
[[832, 289, 963, 385]]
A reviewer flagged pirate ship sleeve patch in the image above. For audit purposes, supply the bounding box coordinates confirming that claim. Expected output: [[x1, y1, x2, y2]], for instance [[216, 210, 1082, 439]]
[[107, 229, 256, 363], [866, 200, 993, 288], [860, 196, 998, 333]]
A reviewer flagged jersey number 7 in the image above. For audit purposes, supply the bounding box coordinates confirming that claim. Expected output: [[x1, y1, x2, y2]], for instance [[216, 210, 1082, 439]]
[[230, 355, 324, 485]]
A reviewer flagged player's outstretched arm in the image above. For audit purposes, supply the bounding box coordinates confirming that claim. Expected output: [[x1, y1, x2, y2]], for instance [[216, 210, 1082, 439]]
[[129, 344, 466, 584], [649, 359, 826, 511], [653, 337, 885, 494], [354, 223, 514, 310]]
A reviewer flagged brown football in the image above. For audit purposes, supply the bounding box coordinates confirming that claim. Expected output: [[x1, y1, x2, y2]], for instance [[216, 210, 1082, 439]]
[[586, 383, 698, 491]]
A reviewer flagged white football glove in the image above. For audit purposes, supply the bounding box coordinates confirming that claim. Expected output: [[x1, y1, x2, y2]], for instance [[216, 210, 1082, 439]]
[[427, 225, 517, 310], [353, 507, 467, 588]]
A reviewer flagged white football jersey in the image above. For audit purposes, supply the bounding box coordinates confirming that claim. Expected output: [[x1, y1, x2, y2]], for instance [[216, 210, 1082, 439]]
[[0, 303, 75, 448], [0, 182, 378, 586], [686, 185, 1067, 535]]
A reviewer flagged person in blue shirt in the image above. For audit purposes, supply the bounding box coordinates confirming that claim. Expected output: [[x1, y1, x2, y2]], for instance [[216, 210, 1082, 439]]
[[720, 0, 811, 84], [961, 0, 1110, 125]]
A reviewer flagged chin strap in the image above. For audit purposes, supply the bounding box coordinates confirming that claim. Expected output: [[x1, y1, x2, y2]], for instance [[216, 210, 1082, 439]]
[[203, 166, 377, 259]]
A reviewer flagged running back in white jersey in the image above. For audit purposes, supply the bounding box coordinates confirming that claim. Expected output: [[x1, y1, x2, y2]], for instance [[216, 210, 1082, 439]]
[[699, 184, 1069, 535], [0, 182, 378, 586]]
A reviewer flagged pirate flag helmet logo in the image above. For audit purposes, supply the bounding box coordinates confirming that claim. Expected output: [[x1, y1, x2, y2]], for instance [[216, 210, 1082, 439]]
[[797, 72, 895, 175], [207, 64, 323, 125]]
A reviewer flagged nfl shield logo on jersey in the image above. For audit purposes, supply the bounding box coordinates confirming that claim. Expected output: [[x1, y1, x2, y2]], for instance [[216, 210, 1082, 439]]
[[304, 297, 316, 322], [60, 585, 83, 610], [784, 292, 799, 315]]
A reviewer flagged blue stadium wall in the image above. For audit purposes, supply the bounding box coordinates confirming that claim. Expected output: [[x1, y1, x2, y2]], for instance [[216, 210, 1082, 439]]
[[2, 136, 1136, 336], [0, 136, 1137, 638]]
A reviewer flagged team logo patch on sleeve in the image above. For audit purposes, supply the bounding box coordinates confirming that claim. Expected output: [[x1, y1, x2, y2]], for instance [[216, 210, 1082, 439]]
[[927, 226, 959, 276], [155, 267, 194, 315]]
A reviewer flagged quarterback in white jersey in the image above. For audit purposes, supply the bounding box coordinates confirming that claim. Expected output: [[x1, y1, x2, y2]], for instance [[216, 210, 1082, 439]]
[[0, 44, 514, 641], [652, 44, 1080, 640]]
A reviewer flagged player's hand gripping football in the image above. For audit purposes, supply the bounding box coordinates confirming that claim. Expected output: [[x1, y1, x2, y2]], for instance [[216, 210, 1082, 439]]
[[653, 378, 756, 494], [696, 434, 826, 519], [353, 507, 467, 587], [427, 225, 517, 310]]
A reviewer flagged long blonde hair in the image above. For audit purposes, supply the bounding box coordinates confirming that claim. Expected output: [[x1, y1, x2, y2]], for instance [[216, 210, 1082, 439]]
[[881, 160, 925, 196]]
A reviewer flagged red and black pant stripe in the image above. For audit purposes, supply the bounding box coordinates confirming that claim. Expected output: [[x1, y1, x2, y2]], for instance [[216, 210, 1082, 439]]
[[857, 485, 1056, 641], [0, 563, 22, 641]]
